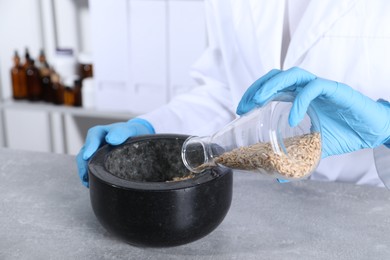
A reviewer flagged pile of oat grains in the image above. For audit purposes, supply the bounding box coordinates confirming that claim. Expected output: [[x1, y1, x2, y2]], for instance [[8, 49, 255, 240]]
[[213, 132, 321, 179]]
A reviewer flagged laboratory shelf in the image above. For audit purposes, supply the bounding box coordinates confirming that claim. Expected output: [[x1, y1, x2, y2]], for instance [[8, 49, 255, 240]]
[[0, 99, 136, 155], [1, 99, 136, 119]]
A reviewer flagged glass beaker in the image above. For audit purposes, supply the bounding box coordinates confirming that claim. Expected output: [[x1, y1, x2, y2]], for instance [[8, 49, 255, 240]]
[[181, 92, 322, 180]]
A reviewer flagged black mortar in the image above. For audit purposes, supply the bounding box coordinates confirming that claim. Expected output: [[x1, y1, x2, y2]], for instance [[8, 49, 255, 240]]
[[88, 134, 233, 247], [105, 137, 193, 182]]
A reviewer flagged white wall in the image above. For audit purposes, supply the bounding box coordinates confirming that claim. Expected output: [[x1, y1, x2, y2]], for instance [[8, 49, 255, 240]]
[[0, 0, 43, 100]]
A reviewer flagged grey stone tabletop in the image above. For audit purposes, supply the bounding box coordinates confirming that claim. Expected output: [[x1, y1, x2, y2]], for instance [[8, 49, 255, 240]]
[[1, 148, 390, 260]]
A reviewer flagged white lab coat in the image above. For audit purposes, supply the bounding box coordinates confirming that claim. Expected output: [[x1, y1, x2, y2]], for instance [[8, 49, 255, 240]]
[[142, 0, 390, 186]]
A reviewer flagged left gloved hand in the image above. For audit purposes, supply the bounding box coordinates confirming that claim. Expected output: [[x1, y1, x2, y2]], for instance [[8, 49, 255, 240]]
[[76, 118, 155, 187], [237, 67, 390, 158]]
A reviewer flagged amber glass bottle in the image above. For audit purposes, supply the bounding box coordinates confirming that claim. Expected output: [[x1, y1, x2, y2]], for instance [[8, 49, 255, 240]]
[[74, 78, 82, 107], [37, 49, 49, 67], [78, 53, 93, 80], [26, 59, 43, 101], [41, 68, 52, 102], [37, 50, 52, 102], [11, 51, 28, 99], [23, 48, 31, 70], [50, 71, 64, 105], [63, 76, 82, 106], [63, 77, 75, 106]]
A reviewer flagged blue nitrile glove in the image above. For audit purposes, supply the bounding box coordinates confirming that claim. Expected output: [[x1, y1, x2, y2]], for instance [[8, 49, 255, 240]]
[[76, 118, 155, 187], [237, 67, 390, 159]]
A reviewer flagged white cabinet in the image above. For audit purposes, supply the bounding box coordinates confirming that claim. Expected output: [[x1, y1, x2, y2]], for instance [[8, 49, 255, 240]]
[[4, 108, 51, 152], [2, 101, 135, 155], [168, 0, 206, 96], [63, 113, 134, 155], [89, 0, 130, 112], [128, 0, 169, 112], [90, 0, 206, 114]]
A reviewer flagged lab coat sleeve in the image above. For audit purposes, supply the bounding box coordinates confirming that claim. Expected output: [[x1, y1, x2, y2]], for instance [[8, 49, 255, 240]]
[[140, 0, 236, 136]]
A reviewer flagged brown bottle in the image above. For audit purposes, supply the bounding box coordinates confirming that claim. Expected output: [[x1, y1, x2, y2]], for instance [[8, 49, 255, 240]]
[[26, 59, 43, 101], [63, 77, 75, 106], [50, 70, 64, 105], [80, 63, 93, 80], [37, 49, 49, 68], [74, 79, 82, 107], [78, 53, 93, 80], [37, 50, 52, 102], [11, 50, 28, 99], [23, 48, 31, 70], [63, 76, 82, 107], [41, 68, 52, 102]]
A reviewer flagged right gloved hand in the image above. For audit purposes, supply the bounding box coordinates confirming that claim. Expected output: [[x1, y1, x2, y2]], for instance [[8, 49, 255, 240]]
[[76, 118, 155, 187], [237, 67, 390, 158]]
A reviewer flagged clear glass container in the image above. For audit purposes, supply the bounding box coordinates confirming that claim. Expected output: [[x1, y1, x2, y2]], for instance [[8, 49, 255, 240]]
[[181, 92, 322, 180]]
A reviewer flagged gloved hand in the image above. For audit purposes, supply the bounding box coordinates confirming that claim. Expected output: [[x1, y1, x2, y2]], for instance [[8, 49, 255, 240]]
[[237, 67, 390, 158], [76, 118, 155, 187]]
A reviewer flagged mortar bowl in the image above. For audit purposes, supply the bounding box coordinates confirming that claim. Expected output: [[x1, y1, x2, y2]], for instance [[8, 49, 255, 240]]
[[88, 134, 233, 247]]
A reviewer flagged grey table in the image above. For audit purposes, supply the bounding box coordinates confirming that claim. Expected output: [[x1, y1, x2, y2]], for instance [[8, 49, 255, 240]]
[[1, 148, 390, 260]]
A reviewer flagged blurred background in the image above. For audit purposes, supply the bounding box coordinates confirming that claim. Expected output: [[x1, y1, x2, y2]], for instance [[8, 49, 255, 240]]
[[0, 0, 206, 155]]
